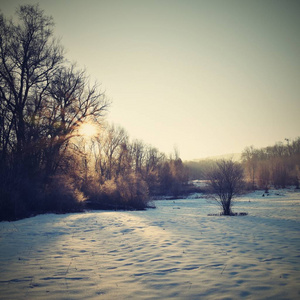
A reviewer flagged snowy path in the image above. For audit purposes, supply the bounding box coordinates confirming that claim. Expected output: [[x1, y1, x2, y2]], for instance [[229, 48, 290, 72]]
[[0, 190, 299, 299]]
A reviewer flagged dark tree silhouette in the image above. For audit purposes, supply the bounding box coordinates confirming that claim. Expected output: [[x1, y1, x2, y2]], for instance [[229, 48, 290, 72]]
[[0, 5, 109, 220], [0, 5, 63, 159], [0, 5, 109, 171], [208, 159, 244, 215]]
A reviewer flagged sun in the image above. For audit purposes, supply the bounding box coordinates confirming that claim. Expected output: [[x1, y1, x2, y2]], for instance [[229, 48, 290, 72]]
[[78, 121, 99, 138]]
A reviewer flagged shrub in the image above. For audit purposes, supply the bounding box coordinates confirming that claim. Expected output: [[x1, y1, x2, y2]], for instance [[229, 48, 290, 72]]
[[117, 173, 149, 209], [84, 173, 150, 210], [207, 159, 245, 216], [43, 175, 85, 213]]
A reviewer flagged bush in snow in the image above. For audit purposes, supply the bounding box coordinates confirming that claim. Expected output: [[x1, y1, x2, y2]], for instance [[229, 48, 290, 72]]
[[85, 173, 150, 210], [43, 175, 86, 213], [116, 173, 149, 209], [207, 159, 245, 216]]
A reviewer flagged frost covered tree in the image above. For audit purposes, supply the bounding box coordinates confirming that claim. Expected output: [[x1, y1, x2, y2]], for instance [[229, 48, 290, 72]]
[[208, 159, 244, 215]]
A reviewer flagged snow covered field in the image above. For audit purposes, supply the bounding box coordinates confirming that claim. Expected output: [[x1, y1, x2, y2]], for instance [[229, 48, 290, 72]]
[[0, 190, 299, 299]]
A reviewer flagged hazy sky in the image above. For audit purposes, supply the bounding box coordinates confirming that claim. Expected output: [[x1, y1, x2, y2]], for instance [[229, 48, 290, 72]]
[[1, 0, 300, 160]]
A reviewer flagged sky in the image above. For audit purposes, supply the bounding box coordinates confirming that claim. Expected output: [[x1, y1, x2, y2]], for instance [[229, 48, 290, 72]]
[[1, 0, 300, 160]]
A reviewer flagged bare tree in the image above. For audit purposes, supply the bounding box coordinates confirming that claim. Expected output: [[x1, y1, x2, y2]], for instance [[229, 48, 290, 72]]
[[257, 161, 270, 192], [45, 64, 109, 176], [131, 139, 146, 174], [92, 124, 127, 180], [208, 159, 244, 216], [0, 5, 64, 159], [0, 5, 109, 175], [242, 146, 258, 190], [0, 5, 109, 220]]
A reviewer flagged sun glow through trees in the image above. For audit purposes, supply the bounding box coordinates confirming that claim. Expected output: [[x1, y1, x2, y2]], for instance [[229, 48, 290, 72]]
[[78, 121, 99, 139]]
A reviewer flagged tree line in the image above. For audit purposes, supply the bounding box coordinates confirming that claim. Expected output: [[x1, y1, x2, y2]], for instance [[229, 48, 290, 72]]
[[0, 5, 188, 221], [77, 124, 188, 210], [184, 137, 300, 192], [241, 137, 300, 191]]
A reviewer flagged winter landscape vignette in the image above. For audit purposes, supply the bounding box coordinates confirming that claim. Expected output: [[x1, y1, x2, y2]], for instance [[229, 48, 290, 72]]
[[0, 3, 300, 300]]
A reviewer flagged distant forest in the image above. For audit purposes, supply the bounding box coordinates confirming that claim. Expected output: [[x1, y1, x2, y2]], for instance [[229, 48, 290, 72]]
[[0, 5, 188, 221], [241, 137, 300, 190], [184, 137, 300, 190]]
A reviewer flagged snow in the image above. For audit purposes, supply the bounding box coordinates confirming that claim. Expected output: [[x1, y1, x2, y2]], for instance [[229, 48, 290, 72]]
[[0, 190, 299, 299]]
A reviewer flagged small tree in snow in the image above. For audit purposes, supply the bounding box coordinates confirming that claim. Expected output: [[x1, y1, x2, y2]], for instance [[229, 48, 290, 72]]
[[208, 159, 244, 216]]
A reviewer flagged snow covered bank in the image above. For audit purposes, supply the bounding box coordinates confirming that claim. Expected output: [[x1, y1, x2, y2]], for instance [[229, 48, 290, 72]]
[[0, 190, 299, 299]]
